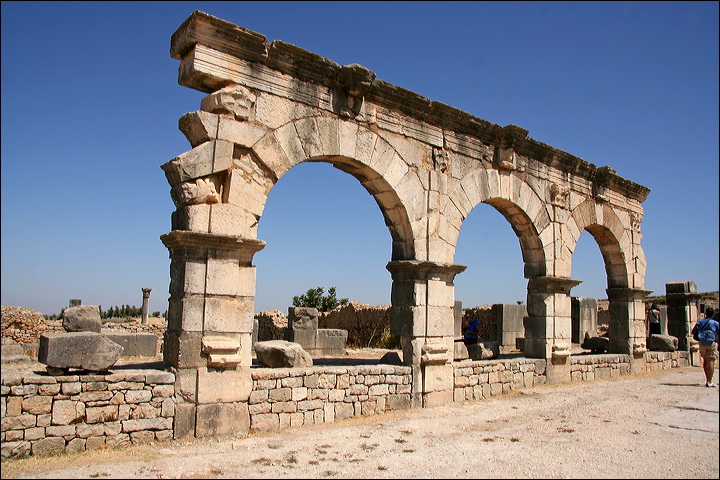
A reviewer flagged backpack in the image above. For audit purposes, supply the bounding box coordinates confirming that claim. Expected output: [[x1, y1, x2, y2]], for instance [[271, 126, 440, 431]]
[[694, 319, 718, 344]]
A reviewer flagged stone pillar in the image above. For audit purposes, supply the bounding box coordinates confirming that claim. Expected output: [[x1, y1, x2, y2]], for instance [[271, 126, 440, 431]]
[[665, 281, 701, 353], [160, 230, 265, 439], [605, 287, 652, 374], [523, 276, 581, 383], [571, 297, 598, 344], [386, 260, 466, 409], [141, 288, 152, 325]]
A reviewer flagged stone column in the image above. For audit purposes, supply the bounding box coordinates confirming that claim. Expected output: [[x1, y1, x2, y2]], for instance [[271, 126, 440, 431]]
[[523, 276, 582, 358], [523, 276, 581, 383], [605, 287, 652, 359], [161, 230, 265, 439], [141, 288, 152, 325], [665, 281, 701, 353], [386, 260, 466, 409]]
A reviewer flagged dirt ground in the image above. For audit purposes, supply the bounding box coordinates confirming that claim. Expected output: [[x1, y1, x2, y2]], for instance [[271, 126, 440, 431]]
[[2, 361, 718, 479]]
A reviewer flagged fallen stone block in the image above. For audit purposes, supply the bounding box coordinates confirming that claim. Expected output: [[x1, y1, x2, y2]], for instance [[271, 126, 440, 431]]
[[453, 341, 469, 361], [649, 334, 678, 352], [581, 334, 609, 353], [379, 350, 404, 365], [466, 340, 500, 360], [38, 332, 123, 373], [253, 340, 312, 368], [62, 305, 101, 333]]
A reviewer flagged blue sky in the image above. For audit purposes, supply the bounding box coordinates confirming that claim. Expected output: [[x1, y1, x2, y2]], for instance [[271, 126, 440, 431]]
[[1, 1, 718, 316]]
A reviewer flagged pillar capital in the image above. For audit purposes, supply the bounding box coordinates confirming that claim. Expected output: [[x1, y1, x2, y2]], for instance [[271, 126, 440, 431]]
[[386, 260, 466, 281], [161, 231, 266, 262], [527, 276, 582, 295], [606, 287, 653, 301]]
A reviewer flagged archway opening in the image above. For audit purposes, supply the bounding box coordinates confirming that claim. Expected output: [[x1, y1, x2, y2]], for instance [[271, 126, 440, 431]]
[[254, 162, 393, 315], [455, 202, 528, 348], [571, 230, 611, 343]]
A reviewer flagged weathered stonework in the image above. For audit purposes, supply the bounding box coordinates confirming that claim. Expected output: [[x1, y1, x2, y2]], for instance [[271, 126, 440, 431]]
[[161, 11, 651, 437]]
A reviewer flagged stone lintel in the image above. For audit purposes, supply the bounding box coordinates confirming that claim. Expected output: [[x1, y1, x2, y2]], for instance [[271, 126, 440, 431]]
[[386, 260, 466, 281], [161, 230, 265, 261], [527, 276, 582, 294], [171, 11, 651, 204]]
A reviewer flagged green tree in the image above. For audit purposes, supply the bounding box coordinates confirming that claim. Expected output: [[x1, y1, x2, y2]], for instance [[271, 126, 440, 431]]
[[292, 287, 349, 312]]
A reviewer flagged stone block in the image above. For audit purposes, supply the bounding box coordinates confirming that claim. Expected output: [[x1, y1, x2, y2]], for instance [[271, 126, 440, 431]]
[[314, 329, 347, 356], [581, 335, 609, 353], [665, 281, 697, 294], [62, 305, 101, 333], [453, 341, 469, 361], [466, 341, 500, 360], [253, 340, 313, 368], [648, 334, 678, 352], [195, 402, 250, 438], [196, 367, 252, 404], [102, 333, 158, 357], [379, 351, 404, 365], [39, 333, 123, 373]]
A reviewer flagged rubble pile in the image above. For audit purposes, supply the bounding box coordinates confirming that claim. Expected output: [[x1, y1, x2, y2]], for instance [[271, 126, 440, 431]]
[[255, 310, 288, 341], [1, 306, 63, 344]]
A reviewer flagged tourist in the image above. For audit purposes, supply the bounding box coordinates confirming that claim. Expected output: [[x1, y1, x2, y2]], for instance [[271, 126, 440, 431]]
[[646, 303, 662, 336], [691, 307, 720, 387], [463, 314, 482, 346]]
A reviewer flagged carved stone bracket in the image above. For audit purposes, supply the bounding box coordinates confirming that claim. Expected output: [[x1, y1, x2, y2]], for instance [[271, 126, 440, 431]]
[[421, 342, 450, 365], [334, 63, 376, 119], [551, 342, 571, 358], [592, 166, 616, 203], [201, 335, 242, 367], [549, 183, 569, 208], [200, 84, 256, 121]]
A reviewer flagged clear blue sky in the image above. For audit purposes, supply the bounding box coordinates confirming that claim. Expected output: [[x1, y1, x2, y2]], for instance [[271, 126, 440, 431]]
[[2, 1, 718, 316]]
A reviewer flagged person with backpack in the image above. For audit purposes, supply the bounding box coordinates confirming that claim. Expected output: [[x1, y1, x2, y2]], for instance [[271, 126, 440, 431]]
[[646, 303, 662, 336], [691, 307, 720, 387]]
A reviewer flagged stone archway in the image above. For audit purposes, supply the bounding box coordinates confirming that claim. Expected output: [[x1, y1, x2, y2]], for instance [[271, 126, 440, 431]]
[[161, 11, 651, 437]]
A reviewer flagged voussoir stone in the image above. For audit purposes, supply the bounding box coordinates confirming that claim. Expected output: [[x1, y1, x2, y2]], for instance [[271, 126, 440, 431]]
[[253, 340, 313, 368], [38, 332, 123, 372], [62, 305, 102, 333]]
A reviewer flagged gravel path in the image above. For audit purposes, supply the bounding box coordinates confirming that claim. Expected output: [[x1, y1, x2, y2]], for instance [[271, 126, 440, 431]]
[[2, 365, 718, 479]]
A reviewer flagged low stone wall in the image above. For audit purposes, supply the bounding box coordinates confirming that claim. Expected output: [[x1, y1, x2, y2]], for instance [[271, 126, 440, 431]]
[[248, 364, 412, 431], [255, 310, 288, 342], [1, 369, 175, 459], [453, 358, 547, 402], [453, 351, 690, 403]]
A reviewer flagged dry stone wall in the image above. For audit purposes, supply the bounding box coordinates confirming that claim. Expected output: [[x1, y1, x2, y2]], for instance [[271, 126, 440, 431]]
[[1, 307, 63, 345], [318, 302, 391, 348], [249, 364, 412, 432], [1, 369, 175, 459]]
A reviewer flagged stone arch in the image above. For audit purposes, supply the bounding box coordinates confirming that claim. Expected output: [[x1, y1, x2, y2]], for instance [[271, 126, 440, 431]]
[[568, 198, 632, 289], [246, 116, 418, 261], [453, 168, 549, 278]]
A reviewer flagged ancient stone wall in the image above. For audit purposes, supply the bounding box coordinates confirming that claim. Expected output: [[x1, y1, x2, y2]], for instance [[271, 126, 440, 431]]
[[0, 369, 175, 459], [318, 302, 392, 348], [254, 310, 288, 342], [249, 364, 412, 432], [1, 307, 64, 345]]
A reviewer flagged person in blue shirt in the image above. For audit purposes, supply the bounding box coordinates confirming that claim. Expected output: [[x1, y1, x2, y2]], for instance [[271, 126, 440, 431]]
[[691, 307, 720, 387], [463, 313, 482, 346]]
